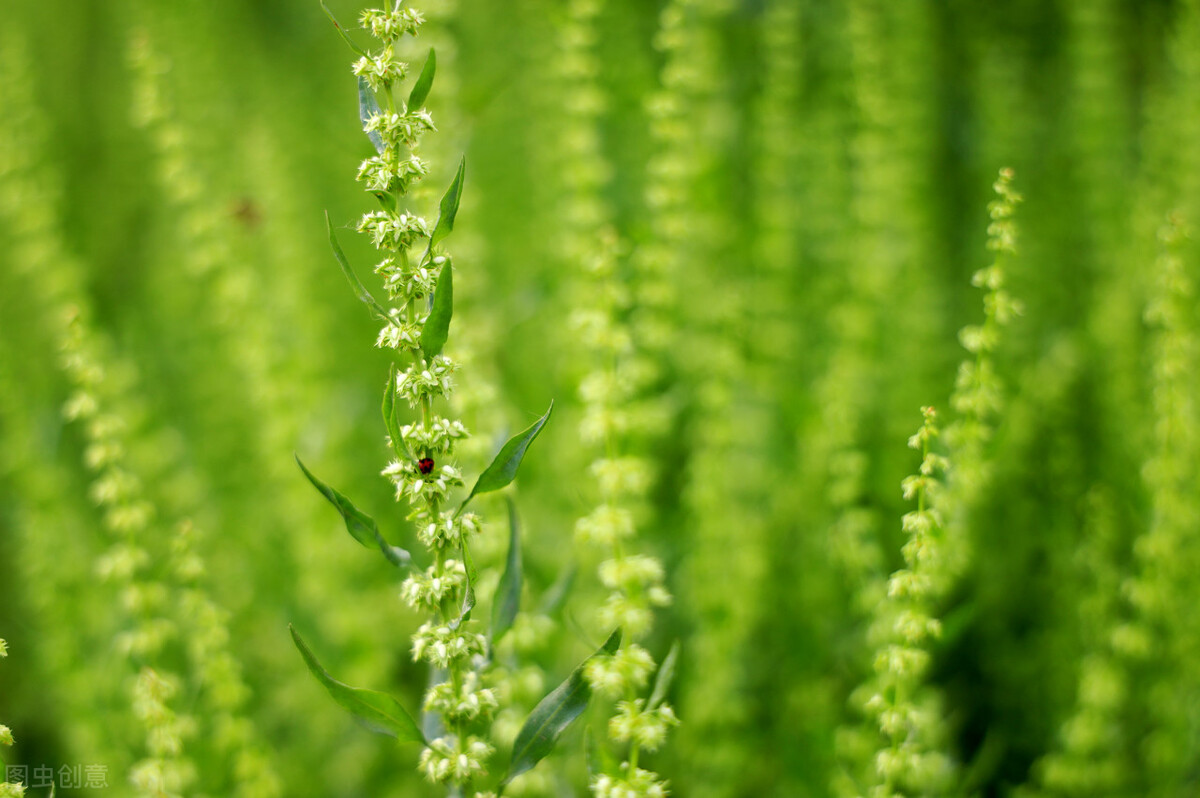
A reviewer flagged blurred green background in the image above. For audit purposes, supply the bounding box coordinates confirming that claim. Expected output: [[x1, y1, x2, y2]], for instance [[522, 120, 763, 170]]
[[2, 0, 1200, 796]]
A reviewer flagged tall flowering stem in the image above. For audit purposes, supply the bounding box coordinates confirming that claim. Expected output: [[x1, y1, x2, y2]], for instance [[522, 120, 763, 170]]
[[306, 4, 503, 794], [846, 169, 1023, 798], [1116, 215, 1200, 792], [551, 2, 679, 797]]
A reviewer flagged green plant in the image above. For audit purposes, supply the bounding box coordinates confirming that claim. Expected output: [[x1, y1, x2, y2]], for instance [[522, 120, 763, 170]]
[[289, 4, 621, 795], [552, 1, 681, 795], [840, 168, 1024, 798]]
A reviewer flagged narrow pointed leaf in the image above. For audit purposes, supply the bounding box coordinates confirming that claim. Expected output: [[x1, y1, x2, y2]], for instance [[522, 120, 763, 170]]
[[461, 401, 553, 511], [500, 629, 621, 789], [450, 536, 477, 630], [430, 157, 466, 248], [321, 1, 368, 56], [408, 48, 436, 109], [490, 497, 523, 643], [377, 541, 413, 569], [290, 625, 425, 743], [296, 455, 377, 548], [326, 211, 389, 320], [358, 76, 385, 154], [647, 641, 680, 710], [420, 260, 452, 359], [296, 455, 412, 568], [382, 363, 404, 457]]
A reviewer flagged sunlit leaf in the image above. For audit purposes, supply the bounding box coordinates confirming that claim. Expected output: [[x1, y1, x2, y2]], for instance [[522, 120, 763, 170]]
[[491, 496, 523, 643], [295, 455, 411, 568], [290, 625, 424, 743], [321, 1, 368, 56], [325, 211, 389, 320], [420, 260, 452, 359], [408, 48, 436, 109], [382, 362, 405, 458], [647, 641, 680, 710], [460, 401, 553, 511], [500, 629, 621, 791], [430, 157, 466, 248], [450, 536, 477, 631]]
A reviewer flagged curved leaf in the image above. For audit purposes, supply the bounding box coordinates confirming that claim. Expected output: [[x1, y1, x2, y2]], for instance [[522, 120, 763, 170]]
[[430, 157, 466, 248], [460, 401, 553, 512], [326, 211, 389, 320], [290, 625, 425, 743], [450, 535, 477, 630], [420, 259, 452, 359], [321, 1, 368, 57], [408, 48, 436, 109], [647, 641, 680, 710], [500, 629, 621, 790], [358, 76, 385, 154], [382, 362, 405, 458], [295, 455, 412, 568], [490, 497, 523, 643]]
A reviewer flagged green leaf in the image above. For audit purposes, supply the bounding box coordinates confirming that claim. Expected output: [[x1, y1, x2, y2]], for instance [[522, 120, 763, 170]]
[[490, 497, 523, 643], [460, 401, 553, 511], [295, 455, 412, 569], [408, 48, 436, 109], [430, 157, 466, 248], [382, 363, 404, 457], [451, 535, 477, 630], [420, 260, 453, 359], [295, 455, 376, 548], [372, 190, 397, 212], [321, 1, 368, 57], [326, 211, 389, 320], [500, 629, 622, 791], [290, 625, 425, 743], [358, 76, 385, 154], [647, 641, 680, 710]]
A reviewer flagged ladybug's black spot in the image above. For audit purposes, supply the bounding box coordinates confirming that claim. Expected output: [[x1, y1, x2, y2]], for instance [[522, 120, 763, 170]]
[[417, 457, 435, 475]]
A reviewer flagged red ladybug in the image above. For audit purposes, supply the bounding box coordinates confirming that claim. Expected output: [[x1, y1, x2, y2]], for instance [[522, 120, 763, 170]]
[[417, 457, 435, 475]]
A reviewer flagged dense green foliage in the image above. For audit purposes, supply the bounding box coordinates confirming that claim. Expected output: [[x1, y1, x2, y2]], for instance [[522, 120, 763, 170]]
[[2, 0, 1200, 796]]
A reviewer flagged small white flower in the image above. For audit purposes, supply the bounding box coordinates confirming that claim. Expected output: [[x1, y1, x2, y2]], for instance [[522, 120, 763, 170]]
[[352, 46, 407, 92], [400, 560, 467, 612], [418, 735, 493, 785], [412, 623, 486, 668], [360, 7, 424, 42]]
